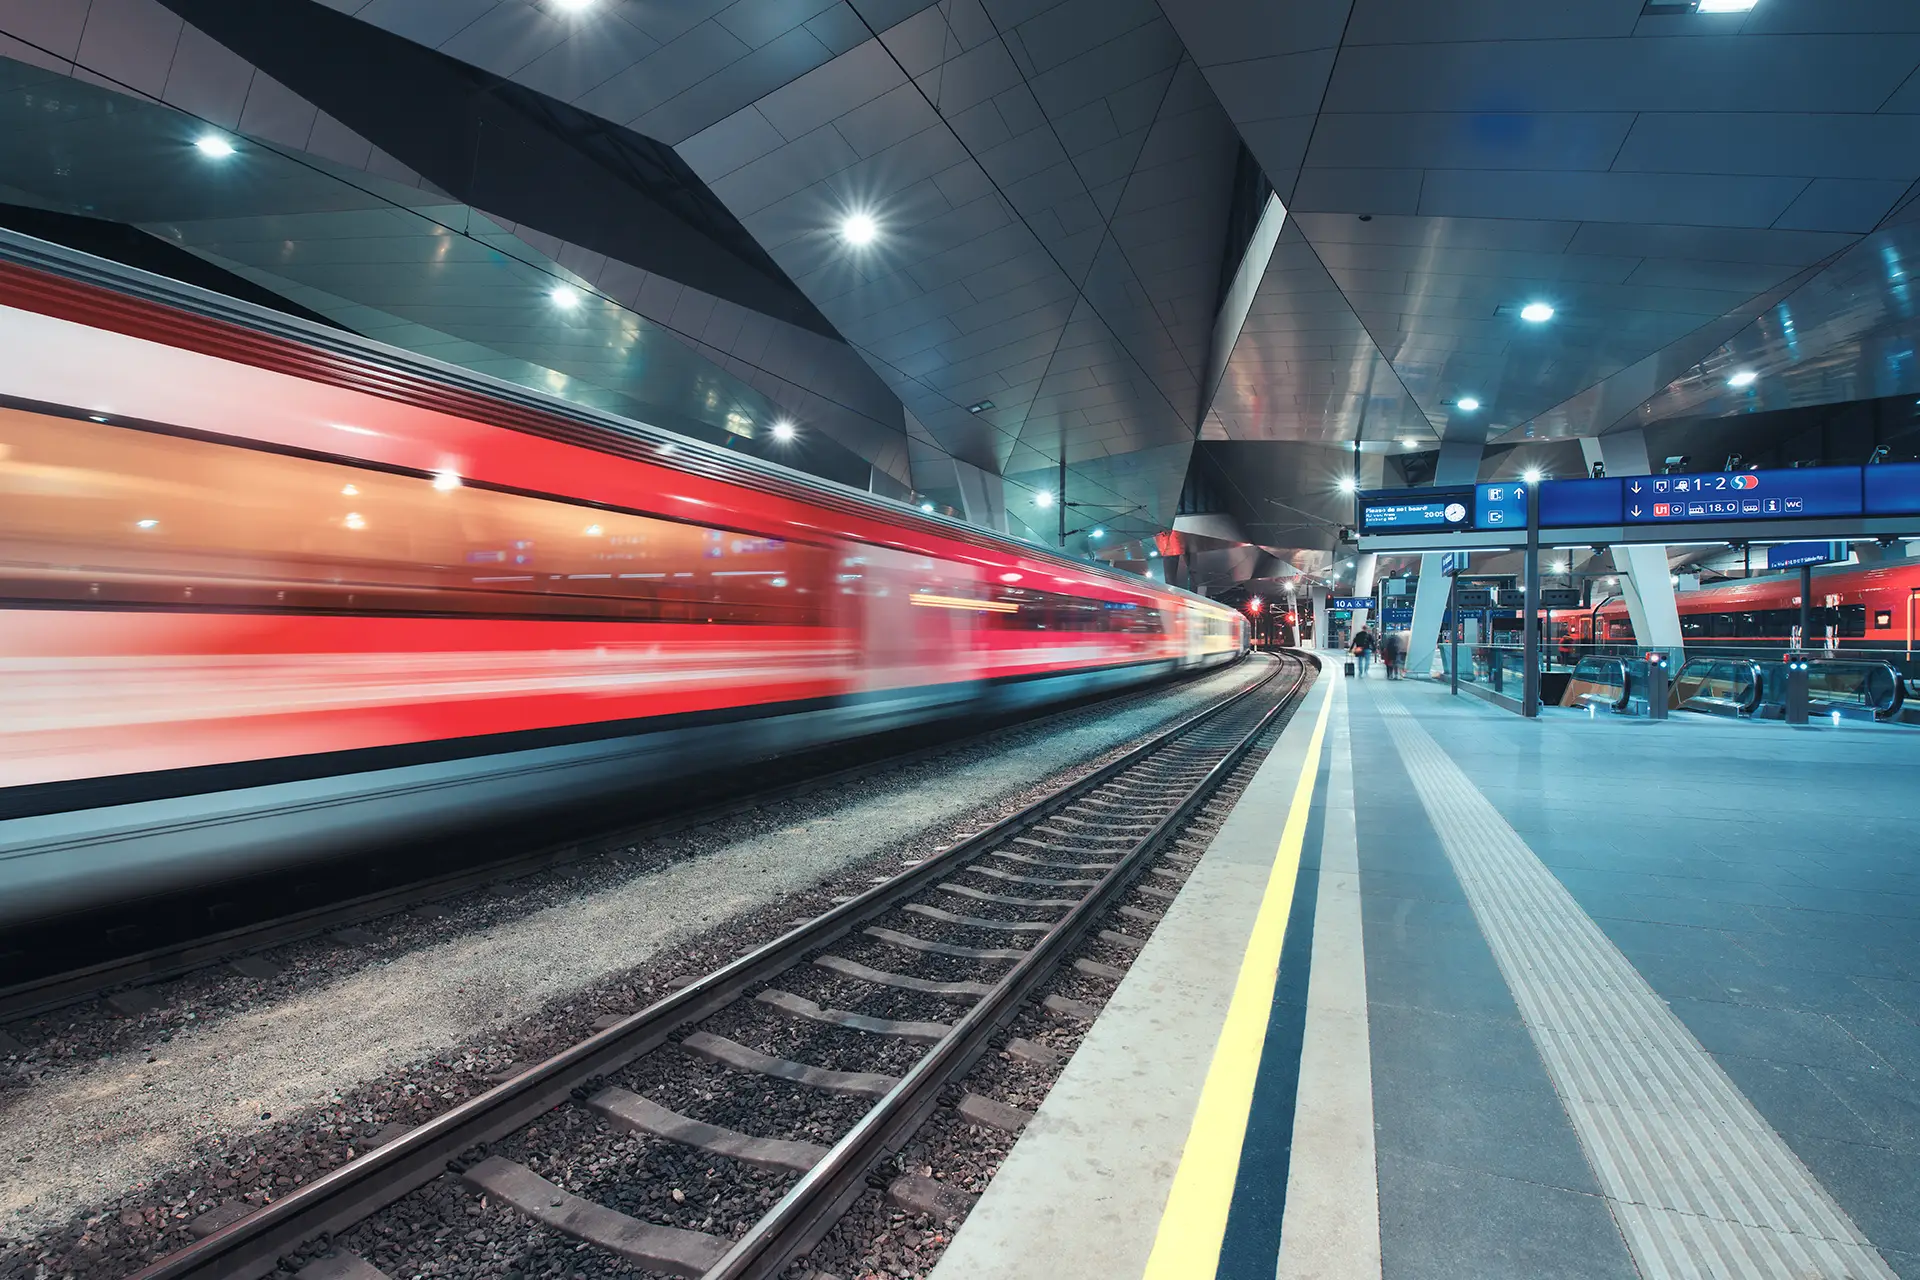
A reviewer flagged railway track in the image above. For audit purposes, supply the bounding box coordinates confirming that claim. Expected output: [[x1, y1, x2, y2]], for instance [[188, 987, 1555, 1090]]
[[124, 651, 1315, 1280]]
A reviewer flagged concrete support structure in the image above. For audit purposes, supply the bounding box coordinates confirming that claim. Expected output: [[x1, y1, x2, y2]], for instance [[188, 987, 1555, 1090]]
[[1407, 441, 1486, 677], [1580, 434, 1683, 653], [1349, 552, 1379, 636], [1310, 585, 1328, 652]]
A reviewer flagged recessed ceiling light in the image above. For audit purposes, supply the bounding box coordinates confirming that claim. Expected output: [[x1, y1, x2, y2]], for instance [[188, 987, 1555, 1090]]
[[1696, 0, 1757, 11], [1520, 302, 1555, 323], [1034, 490, 1054, 508], [1400, 437, 1419, 448], [1457, 396, 1481, 412], [552, 0, 594, 9], [1337, 476, 1358, 494], [550, 284, 580, 308], [1727, 369, 1758, 388], [841, 213, 878, 246], [771, 419, 796, 441], [194, 135, 236, 158], [967, 400, 994, 414], [1522, 467, 1544, 483], [1090, 527, 1105, 538]]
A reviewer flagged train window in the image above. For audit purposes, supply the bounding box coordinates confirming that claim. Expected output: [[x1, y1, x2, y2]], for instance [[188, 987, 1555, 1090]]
[[1876, 610, 1893, 630], [0, 407, 829, 624], [1840, 604, 1866, 639]]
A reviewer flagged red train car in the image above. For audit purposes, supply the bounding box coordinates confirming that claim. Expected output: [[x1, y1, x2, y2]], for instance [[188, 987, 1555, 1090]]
[[1562, 558, 1920, 666], [0, 235, 1244, 933]]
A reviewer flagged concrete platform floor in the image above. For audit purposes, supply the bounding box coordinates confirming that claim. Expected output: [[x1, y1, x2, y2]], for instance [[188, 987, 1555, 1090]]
[[932, 661, 1920, 1279]]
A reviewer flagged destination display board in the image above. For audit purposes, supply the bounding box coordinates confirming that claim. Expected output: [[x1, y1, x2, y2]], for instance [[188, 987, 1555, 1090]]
[[1540, 478, 1624, 527], [1766, 541, 1844, 570], [1360, 488, 1472, 531], [1539, 587, 1583, 608], [1453, 588, 1494, 608]]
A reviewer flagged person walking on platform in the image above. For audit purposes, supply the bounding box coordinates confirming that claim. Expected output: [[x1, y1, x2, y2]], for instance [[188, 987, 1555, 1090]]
[[1381, 629, 1406, 680], [1351, 627, 1375, 678]]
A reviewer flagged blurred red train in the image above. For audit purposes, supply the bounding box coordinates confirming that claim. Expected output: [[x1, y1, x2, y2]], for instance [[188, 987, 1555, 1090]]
[[1558, 558, 1920, 668], [0, 236, 1244, 933]]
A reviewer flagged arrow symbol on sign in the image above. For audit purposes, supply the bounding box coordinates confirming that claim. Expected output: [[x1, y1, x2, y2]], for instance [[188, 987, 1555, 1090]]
[[1630, 505, 1642, 517], [1630, 481, 1642, 493]]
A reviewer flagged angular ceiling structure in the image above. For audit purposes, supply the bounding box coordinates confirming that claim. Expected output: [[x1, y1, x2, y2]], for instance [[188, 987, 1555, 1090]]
[[5, 0, 1920, 578]]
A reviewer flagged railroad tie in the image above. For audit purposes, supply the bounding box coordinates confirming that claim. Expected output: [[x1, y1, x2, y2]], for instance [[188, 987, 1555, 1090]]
[[1013, 835, 1122, 857], [1099, 928, 1147, 951], [1136, 884, 1177, 902], [814, 954, 995, 997], [938, 883, 1078, 909], [294, 1252, 392, 1280], [967, 864, 1102, 889], [459, 1156, 728, 1279], [954, 1093, 1035, 1133], [1120, 905, 1164, 926], [1073, 957, 1127, 981], [1004, 1036, 1060, 1065], [987, 848, 1117, 871], [904, 903, 1053, 933], [1043, 993, 1104, 1021], [864, 926, 1030, 962], [680, 1031, 899, 1098], [887, 1174, 977, 1222], [755, 988, 952, 1043], [1150, 866, 1189, 885], [587, 1087, 826, 1174]]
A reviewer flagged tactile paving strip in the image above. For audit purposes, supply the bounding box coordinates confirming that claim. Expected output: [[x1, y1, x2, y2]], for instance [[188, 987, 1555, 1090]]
[[1379, 697, 1896, 1280]]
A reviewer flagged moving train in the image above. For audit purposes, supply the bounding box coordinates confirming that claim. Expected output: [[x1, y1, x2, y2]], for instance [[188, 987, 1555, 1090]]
[[0, 236, 1244, 940], [1559, 557, 1920, 670]]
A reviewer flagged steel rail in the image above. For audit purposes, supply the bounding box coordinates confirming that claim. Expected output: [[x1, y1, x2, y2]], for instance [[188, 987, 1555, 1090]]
[[701, 652, 1317, 1279], [124, 655, 1292, 1280]]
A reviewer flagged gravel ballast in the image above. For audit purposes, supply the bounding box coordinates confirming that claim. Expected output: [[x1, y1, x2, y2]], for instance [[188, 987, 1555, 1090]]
[[0, 661, 1260, 1273]]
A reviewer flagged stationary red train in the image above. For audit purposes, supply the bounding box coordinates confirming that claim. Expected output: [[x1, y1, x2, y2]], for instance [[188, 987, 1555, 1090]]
[[0, 235, 1244, 935], [1559, 558, 1920, 667]]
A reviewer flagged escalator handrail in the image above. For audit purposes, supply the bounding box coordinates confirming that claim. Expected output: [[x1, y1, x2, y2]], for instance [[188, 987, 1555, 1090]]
[[1806, 658, 1906, 719], [1572, 655, 1630, 711]]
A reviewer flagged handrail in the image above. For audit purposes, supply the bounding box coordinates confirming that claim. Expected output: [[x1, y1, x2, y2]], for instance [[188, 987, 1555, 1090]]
[[1805, 658, 1905, 720]]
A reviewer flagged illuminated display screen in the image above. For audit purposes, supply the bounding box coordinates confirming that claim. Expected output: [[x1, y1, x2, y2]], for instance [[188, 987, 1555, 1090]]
[[1360, 490, 1472, 530], [1621, 468, 1861, 524]]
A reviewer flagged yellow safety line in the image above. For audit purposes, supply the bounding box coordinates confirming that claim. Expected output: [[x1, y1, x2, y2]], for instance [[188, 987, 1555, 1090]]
[[1140, 681, 1335, 1279]]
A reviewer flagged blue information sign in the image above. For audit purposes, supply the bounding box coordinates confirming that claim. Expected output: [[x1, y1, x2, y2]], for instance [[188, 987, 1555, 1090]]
[[1864, 462, 1920, 516], [1361, 491, 1472, 530], [1766, 541, 1844, 571], [1382, 607, 1414, 628], [1328, 597, 1375, 611], [1473, 482, 1529, 530], [1440, 551, 1469, 575], [1623, 467, 1861, 524], [1540, 477, 1624, 527]]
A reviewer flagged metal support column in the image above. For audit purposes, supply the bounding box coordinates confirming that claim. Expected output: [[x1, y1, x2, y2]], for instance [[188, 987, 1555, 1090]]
[[1057, 453, 1066, 547], [1523, 480, 1541, 717], [1799, 564, 1813, 646]]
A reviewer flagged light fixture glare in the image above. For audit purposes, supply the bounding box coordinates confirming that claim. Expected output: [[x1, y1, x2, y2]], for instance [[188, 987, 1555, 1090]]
[[1520, 302, 1555, 323], [1034, 490, 1055, 508], [1337, 476, 1358, 494], [1727, 369, 1758, 388], [1522, 467, 1544, 483], [1456, 396, 1481, 412], [194, 135, 236, 158], [771, 419, 797, 442], [550, 284, 580, 308], [840, 213, 879, 246]]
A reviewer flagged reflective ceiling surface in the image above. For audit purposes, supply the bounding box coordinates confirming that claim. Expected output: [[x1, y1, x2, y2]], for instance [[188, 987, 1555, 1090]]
[[3, 0, 1920, 566]]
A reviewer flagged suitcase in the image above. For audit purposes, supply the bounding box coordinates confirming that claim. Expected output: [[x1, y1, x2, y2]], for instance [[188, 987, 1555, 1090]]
[[1344, 659, 1356, 677]]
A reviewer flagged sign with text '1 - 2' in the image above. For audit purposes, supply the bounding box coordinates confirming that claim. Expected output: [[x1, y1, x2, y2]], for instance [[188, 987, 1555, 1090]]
[[1621, 467, 1862, 523]]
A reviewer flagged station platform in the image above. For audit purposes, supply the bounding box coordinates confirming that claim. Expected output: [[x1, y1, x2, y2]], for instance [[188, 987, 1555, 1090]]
[[933, 659, 1920, 1279]]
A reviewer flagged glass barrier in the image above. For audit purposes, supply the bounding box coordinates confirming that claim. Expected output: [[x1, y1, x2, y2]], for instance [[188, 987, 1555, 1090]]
[[1674, 657, 1763, 716], [1562, 656, 1629, 711]]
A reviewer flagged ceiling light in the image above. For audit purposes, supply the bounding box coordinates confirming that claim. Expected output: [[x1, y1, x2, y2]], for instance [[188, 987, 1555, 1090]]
[[1727, 370, 1757, 388], [771, 419, 796, 442], [1090, 527, 1105, 538], [1337, 477, 1358, 493], [88, 414, 109, 423], [841, 213, 878, 246], [1034, 490, 1054, 508], [967, 400, 994, 414], [550, 284, 580, 308], [1401, 438, 1418, 448], [1520, 302, 1555, 323], [552, 0, 594, 8], [1522, 467, 1544, 483], [194, 135, 236, 158], [1456, 396, 1481, 412], [1696, 0, 1757, 10]]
